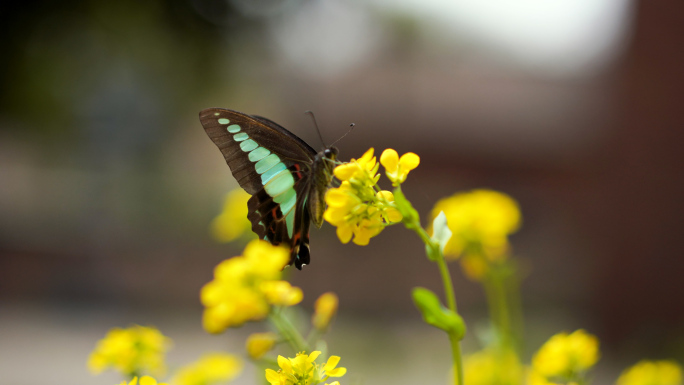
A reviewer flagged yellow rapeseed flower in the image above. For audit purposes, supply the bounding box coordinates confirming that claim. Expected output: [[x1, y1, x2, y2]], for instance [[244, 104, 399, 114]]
[[532, 330, 600, 381], [88, 325, 170, 377], [312, 292, 339, 331], [210, 188, 253, 243], [324, 148, 402, 245], [617, 360, 683, 385], [246, 332, 278, 360], [260, 280, 304, 306], [119, 376, 168, 385], [464, 348, 523, 385], [171, 353, 243, 385], [333, 148, 380, 185], [265, 351, 347, 385], [431, 189, 520, 260], [201, 240, 302, 333], [379, 149, 420, 186]]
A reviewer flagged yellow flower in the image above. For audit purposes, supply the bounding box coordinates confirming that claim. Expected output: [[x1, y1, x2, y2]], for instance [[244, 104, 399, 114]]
[[464, 348, 522, 385], [432, 189, 520, 260], [617, 360, 682, 385], [120, 376, 168, 385], [333, 148, 380, 185], [171, 353, 243, 385], [265, 351, 347, 385], [532, 329, 600, 380], [324, 148, 402, 246], [260, 280, 304, 306], [210, 188, 254, 243], [201, 240, 302, 333], [88, 325, 170, 377], [379, 149, 420, 185], [375, 190, 403, 223], [312, 292, 339, 331], [246, 332, 278, 360]]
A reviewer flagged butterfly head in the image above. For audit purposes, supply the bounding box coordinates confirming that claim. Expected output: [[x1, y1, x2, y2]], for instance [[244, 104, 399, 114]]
[[324, 146, 339, 160]]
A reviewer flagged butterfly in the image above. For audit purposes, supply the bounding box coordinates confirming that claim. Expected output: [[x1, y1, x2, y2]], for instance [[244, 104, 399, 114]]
[[200, 108, 339, 270]]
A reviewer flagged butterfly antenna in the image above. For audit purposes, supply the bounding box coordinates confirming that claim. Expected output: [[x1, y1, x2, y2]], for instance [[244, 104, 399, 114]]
[[304, 111, 327, 148], [331, 123, 356, 146]]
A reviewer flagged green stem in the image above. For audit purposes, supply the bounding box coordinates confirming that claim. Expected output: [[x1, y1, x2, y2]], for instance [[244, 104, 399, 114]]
[[450, 334, 464, 385], [482, 262, 524, 356], [482, 275, 503, 337], [485, 273, 513, 349], [269, 309, 310, 352], [507, 268, 525, 353], [435, 244, 463, 385], [407, 218, 463, 385], [434, 248, 458, 314]]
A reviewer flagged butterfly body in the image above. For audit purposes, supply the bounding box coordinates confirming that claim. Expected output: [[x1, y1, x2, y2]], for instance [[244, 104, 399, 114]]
[[200, 108, 338, 269]]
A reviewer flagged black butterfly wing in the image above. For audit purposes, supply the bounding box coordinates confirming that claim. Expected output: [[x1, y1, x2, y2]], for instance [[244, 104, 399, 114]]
[[199, 108, 316, 268], [246, 167, 312, 269], [200, 108, 316, 194]]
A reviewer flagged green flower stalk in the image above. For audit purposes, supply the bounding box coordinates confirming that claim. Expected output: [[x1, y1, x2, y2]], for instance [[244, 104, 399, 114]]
[[324, 148, 466, 385], [431, 189, 525, 356]]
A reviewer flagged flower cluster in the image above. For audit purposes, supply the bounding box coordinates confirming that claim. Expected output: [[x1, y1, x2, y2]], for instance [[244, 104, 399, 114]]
[[211, 188, 253, 243], [265, 351, 346, 385], [324, 148, 417, 245], [201, 240, 303, 333], [172, 353, 243, 385], [430, 189, 521, 279], [88, 325, 170, 377], [617, 360, 683, 385], [529, 329, 600, 385]]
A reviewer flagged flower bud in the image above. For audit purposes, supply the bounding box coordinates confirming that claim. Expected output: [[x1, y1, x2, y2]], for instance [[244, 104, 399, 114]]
[[312, 292, 339, 331], [246, 333, 278, 360]]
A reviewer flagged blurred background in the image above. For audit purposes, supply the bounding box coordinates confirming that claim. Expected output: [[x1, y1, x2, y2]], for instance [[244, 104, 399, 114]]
[[1, 0, 683, 384]]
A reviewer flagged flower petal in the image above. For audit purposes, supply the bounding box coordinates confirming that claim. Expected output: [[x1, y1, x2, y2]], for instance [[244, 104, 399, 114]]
[[380, 149, 399, 172], [308, 351, 322, 362], [399, 152, 420, 171], [139, 376, 157, 385], [385, 207, 403, 223], [324, 356, 341, 371], [265, 368, 280, 383], [376, 190, 394, 201], [327, 367, 347, 377], [336, 225, 353, 244], [278, 355, 292, 372], [358, 148, 375, 164]]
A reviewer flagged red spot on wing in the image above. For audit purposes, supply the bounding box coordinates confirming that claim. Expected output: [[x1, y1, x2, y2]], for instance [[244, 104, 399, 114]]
[[293, 164, 303, 180]]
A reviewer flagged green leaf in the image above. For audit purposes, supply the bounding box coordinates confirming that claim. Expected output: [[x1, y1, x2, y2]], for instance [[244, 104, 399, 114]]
[[412, 287, 466, 339]]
